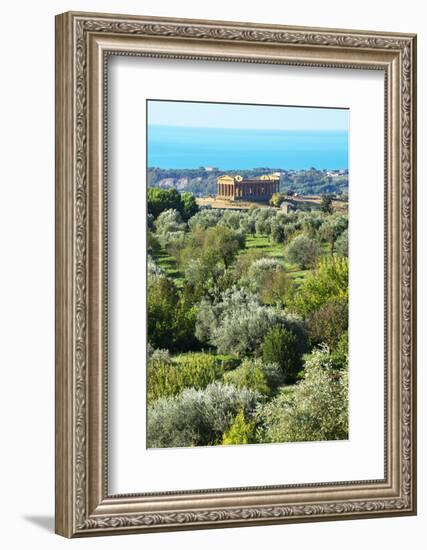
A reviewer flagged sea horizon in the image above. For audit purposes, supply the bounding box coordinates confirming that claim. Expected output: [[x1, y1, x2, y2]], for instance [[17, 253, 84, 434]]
[[147, 125, 349, 171]]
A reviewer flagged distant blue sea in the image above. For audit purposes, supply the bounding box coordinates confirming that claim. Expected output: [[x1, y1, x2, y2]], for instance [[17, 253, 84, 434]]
[[147, 125, 348, 170]]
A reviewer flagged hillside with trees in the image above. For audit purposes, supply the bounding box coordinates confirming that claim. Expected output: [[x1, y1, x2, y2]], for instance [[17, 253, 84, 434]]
[[148, 167, 349, 198], [146, 188, 349, 448]]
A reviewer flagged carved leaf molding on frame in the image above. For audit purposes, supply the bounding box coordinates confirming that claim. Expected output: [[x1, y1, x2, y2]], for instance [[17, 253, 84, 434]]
[[71, 16, 415, 531]]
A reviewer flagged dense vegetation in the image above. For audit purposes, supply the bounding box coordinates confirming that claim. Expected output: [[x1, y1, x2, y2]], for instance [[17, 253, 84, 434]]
[[148, 167, 348, 197], [147, 188, 349, 448]]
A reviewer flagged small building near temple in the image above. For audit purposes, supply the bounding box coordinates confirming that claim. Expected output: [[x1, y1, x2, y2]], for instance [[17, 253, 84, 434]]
[[216, 174, 280, 202]]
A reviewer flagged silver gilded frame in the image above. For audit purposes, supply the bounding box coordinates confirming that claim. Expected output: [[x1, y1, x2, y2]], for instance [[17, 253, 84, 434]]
[[55, 11, 417, 538]]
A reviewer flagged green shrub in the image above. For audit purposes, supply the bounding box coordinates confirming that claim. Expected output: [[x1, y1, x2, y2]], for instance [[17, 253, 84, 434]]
[[240, 257, 284, 294], [195, 287, 306, 357], [147, 275, 198, 352], [224, 358, 284, 395], [289, 256, 349, 317], [147, 382, 259, 448], [330, 331, 349, 369], [260, 271, 292, 306], [285, 234, 321, 269], [262, 327, 301, 382], [319, 214, 348, 254], [334, 229, 348, 257], [224, 360, 269, 395], [147, 353, 226, 403], [148, 187, 199, 221], [155, 208, 186, 237], [257, 346, 348, 443], [222, 410, 257, 445]]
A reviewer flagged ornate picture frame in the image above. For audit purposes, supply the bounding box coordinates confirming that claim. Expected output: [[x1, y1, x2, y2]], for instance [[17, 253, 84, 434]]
[[55, 11, 417, 537]]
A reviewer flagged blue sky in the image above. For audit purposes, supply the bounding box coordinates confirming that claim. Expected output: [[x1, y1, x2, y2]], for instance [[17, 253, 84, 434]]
[[147, 100, 349, 132]]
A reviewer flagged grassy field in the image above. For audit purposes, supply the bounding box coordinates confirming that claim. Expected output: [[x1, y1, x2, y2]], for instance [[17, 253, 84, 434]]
[[243, 234, 309, 285], [154, 249, 184, 287], [153, 233, 310, 288]]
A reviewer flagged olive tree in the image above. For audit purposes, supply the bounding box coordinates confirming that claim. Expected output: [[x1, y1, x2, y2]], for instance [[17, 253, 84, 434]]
[[257, 346, 349, 443], [285, 234, 321, 269]]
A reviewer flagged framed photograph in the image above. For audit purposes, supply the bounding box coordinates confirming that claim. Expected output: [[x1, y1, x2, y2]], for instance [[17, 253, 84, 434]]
[[55, 11, 417, 537]]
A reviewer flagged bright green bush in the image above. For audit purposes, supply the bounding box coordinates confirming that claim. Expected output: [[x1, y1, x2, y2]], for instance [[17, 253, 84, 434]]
[[224, 358, 284, 395], [147, 352, 226, 403], [147, 275, 198, 352], [224, 360, 269, 395], [147, 382, 259, 448], [289, 256, 349, 317], [222, 410, 257, 445]]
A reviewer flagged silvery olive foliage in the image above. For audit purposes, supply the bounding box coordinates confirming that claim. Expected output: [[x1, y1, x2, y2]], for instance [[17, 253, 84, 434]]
[[147, 255, 164, 278], [257, 346, 348, 443], [148, 347, 171, 364], [145, 197, 349, 449], [188, 208, 224, 231], [240, 257, 284, 293], [147, 382, 260, 448], [155, 208, 187, 245], [195, 287, 305, 356], [335, 228, 349, 257], [285, 234, 321, 269]]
